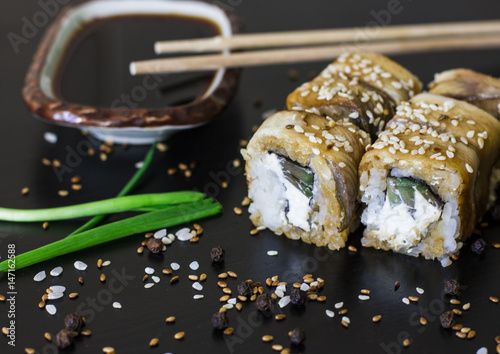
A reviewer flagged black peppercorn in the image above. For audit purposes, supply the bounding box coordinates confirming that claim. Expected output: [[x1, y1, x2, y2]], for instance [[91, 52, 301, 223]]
[[289, 327, 306, 345], [64, 312, 84, 332], [147, 238, 163, 254], [55, 329, 77, 349], [211, 311, 229, 330], [290, 289, 307, 306], [256, 293, 273, 311], [211, 246, 225, 263], [444, 279, 460, 296], [439, 311, 455, 328], [471, 238, 486, 254], [237, 281, 253, 297]]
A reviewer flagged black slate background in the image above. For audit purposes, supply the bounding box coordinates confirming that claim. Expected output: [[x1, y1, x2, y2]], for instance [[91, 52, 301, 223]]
[[0, 0, 499, 353]]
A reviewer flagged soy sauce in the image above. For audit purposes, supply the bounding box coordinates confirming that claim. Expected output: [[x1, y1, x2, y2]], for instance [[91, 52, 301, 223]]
[[54, 15, 220, 109]]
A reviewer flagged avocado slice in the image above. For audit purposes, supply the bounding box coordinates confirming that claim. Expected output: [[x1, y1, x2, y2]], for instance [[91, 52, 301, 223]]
[[387, 177, 442, 210], [277, 155, 314, 199]]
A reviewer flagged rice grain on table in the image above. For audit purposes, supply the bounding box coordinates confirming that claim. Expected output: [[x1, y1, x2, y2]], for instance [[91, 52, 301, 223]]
[[50, 266, 63, 277], [74, 261, 87, 271], [46, 304, 57, 315], [189, 261, 199, 270], [34, 271, 46, 282], [171, 262, 180, 270]]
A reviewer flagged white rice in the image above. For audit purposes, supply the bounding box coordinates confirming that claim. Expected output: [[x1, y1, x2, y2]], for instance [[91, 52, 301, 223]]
[[361, 168, 460, 263]]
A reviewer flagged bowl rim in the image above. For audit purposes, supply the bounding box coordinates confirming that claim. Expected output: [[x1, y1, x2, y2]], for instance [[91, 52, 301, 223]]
[[22, 0, 240, 130]]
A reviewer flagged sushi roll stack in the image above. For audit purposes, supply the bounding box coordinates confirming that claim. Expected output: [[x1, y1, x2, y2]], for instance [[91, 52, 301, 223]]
[[429, 68, 500, 120], [287, 51, 421, 139], [359, 93, 500, 265], [242, 52, 421, 250]]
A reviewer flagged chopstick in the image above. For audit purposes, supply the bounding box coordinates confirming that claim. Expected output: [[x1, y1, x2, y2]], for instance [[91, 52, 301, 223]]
[[154, 20, 500, 54], [130, 33, 500, 76]]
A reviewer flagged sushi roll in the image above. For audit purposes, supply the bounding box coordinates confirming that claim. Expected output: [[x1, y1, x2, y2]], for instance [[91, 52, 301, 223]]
[[287, 51, 422, 139], [429, 68, 500, 119], [429, 69, 500, 205], [242, 52, 421, 250], [359, 93, 500, 265], [241, 110, 369, 250]]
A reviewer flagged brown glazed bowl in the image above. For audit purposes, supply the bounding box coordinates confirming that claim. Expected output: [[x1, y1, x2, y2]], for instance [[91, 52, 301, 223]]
[[22, 0, 240, 144]]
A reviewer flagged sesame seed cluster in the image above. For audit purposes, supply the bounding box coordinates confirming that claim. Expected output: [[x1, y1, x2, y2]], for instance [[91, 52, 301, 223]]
[[286, 115, 369, 163], [287, 52, 421, 140], [367, 95, 492, 175]]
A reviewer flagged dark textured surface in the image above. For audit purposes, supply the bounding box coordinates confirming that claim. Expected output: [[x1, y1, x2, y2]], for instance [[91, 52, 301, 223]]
[[1, 0, 500, 353]]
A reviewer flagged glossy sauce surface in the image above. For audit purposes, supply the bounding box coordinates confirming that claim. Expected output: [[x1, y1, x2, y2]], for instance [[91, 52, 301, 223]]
[[55, 15, 219, 108]]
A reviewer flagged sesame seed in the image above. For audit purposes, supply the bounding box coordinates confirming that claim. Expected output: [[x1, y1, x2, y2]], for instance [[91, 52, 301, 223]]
[[490, 296, 499, 303], [402, 297, 410, 305], [102, 347, 115, 354], [112, 302, 122, 309], [267, 250, 278, 256], [294, 125, 304, 133], [262, 335, 274, 342], [466, 163, 474, 174], [272, 344, 283, 352], [174, 332, 185, 340], [149, 338, 159, 347], [358, 295, 370, 301], [58, 190, 69, 197], [339, 162, 346, 168], [420, 317, 427, 325], [416, 287, 424, 294]]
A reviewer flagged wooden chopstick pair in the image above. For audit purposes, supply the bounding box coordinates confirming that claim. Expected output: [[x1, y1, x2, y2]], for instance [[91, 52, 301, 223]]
[[129, 20, 500, 76]]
